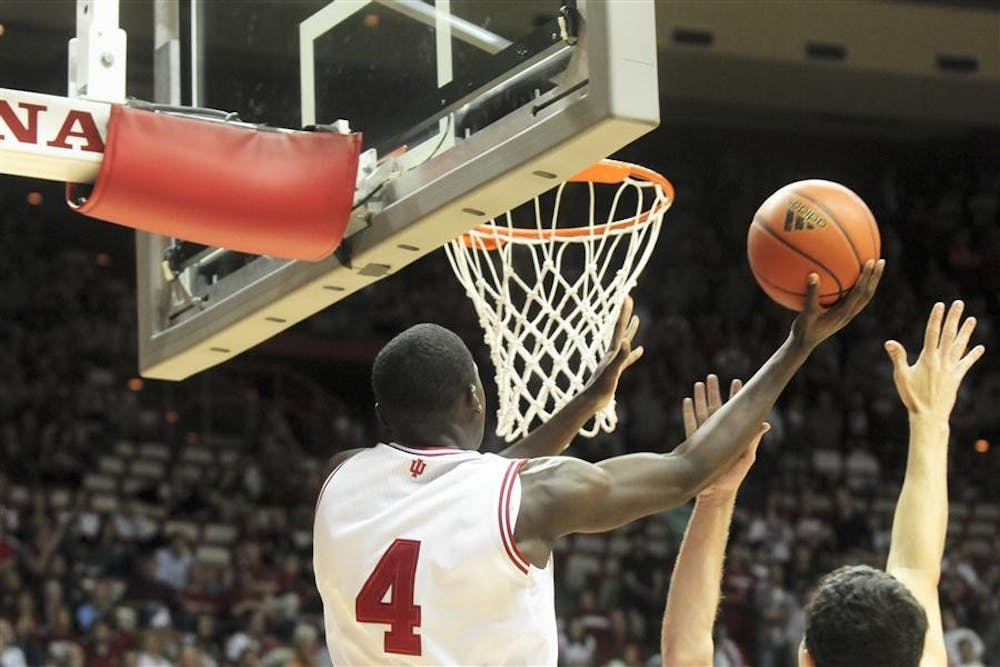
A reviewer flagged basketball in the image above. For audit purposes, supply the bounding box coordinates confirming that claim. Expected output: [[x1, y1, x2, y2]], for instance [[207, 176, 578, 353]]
[[747, 180, 881, 311]]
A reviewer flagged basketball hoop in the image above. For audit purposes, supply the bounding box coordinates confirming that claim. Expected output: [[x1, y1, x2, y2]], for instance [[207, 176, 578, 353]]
[[445, 159, 674, 441]]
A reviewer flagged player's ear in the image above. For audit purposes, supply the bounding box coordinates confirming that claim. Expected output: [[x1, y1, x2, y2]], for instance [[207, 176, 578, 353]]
[[374, 402, 389, 427], [468, 384, 484, 415], [798, 640, 815, 667]]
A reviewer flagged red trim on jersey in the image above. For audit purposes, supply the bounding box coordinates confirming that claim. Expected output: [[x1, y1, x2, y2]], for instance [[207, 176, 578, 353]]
[[498, 459, 530, 574], [386, 442, 466, 457]]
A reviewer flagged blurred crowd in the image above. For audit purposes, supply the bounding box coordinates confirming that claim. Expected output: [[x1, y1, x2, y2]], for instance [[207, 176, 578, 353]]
[[1, 126, 998, 667]]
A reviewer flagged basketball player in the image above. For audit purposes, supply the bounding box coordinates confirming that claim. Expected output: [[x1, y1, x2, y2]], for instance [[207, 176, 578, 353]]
[[660, 374, 766, 667], [659, 300, 984, 667], [314, 261, 883, 665]]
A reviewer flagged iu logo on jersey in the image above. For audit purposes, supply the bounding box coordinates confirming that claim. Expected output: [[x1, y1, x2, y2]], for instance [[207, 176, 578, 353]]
[[409, 458, 427, 478]]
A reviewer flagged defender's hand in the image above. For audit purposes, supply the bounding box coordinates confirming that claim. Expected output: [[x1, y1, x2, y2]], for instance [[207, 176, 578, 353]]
[[584, 297, 644, 409], [884, 300, 985, 420], [792, 259, 885, 350], [681, 375, 768, 499]]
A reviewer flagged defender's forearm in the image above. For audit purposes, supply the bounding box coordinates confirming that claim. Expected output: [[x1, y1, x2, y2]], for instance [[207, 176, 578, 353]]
[[661, 492, 736, 666], [886, 415, 949, 575]]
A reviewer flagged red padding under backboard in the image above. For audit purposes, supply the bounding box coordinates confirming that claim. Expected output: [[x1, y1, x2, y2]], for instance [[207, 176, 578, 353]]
[[67, 104, 362, 261]]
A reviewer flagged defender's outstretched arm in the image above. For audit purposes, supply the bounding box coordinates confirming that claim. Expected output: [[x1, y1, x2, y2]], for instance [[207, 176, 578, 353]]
[[661, 376, 765, 667], [884, 301, 984, 667]]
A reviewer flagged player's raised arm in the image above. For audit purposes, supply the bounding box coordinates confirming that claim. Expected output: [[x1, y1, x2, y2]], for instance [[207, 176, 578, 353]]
[[499, 297, 643, 459], [883, 301, 985, 667], [515, 261, 884, 560], [661, 376, 766, 667]]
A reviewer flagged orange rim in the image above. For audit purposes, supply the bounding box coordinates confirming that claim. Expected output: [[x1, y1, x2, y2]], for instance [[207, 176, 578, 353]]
[[458, 159, 674, 250]]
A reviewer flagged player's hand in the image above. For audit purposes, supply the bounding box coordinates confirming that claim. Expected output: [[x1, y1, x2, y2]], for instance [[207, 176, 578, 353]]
[[791, 259, 885, 350], [681, 375, 768, 500], [584, 297, 644, 409], [884, 300, 985, 420]]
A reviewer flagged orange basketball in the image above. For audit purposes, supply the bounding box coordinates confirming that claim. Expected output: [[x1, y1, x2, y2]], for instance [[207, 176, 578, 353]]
[[747, 180, 881, 311]]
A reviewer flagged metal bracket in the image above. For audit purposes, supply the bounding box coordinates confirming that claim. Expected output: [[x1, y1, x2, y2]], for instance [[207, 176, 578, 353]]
[[69, 0, 127, 103]]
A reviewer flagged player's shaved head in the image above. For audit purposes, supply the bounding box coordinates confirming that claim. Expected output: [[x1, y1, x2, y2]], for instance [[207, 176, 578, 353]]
[[804, 565, 927, 667], [373, 323, 478, 425]]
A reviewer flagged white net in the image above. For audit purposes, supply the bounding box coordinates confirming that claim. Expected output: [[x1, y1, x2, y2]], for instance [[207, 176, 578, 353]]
[[444, 160, 673, 441]]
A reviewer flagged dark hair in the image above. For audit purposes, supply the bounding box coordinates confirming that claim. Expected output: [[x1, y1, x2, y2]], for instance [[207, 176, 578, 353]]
[[372, 323, 476, 421], [805, 565, 928, 667]]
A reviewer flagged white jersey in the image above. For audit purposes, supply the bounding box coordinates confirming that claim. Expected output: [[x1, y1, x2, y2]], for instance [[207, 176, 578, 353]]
[[314, 442, 557, 666]]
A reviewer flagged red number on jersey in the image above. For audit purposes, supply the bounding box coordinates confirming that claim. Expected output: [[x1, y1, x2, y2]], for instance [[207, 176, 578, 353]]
[[355, 538, 422, 655]]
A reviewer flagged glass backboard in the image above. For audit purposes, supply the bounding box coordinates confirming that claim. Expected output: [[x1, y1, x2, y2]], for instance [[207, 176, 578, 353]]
[[137, 0, 659, 380]]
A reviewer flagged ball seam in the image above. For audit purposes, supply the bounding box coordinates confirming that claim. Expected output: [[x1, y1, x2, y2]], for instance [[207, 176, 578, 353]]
[[791, 188, 864, 272], [751, 217, 845, 296]]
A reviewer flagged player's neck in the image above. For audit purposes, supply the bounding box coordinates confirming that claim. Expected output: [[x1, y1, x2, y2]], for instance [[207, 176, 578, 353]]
[[393, 423, 480, 451]]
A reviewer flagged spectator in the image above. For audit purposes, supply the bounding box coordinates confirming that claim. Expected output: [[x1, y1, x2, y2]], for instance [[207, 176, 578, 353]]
[[0, 523, 16, 572], [956, 637, 986, 667], [83, 620, 126, 667], [793, 496, 829, 548], [981, 603, 1000, 667], [619, 534, 666, 624], [124, 557, 176, 615], [183, 613, 222, 665], [605, 641, 645, 667], [155, 534, 193, 591], [13, 614, 46, 666], [720, 546, 755, 648], [944, 609, 987, 667], [179, 564, 224, 622], [843, 440, 880, 492], [559, 618, 598, 667], [135, 629, 172, 667], [0, 618, 28, 667], [178, 644, 214, 667], [830, 486, 873, 553], [112, 504, 157, 544], [288, 623, 326, 667], [745, 494, 794, 564], [807, 391, 844, 463], [46, 606, 83, 667], [712, 625, 749, 667], [224, 611, 276, 665], [753, 565, 798, 667], [75, 579, 114, 633], [39, 578, 64, 631], [569, 589, 610, 636]]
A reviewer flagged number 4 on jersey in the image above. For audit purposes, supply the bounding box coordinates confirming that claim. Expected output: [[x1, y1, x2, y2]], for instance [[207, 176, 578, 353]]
[[355, 538, 422, 655]]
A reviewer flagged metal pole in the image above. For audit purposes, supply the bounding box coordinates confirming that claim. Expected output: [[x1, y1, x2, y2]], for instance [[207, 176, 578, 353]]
[[154, 0, 181, 105], [190, 0, 204, 107]]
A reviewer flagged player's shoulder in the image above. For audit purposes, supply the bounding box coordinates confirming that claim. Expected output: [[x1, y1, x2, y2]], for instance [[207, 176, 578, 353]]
[[325, 447, 368, 474]]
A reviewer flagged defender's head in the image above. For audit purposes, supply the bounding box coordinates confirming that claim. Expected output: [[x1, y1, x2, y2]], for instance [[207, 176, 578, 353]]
[[800, 565, 928, 667], [372, 323, 485, 449]]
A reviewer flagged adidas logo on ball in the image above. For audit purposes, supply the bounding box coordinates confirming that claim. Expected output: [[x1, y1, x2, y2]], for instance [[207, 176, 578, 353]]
[[784, 199, 828, 231]]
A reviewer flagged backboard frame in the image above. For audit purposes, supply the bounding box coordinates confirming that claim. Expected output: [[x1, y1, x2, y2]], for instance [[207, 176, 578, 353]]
[[136, 0, 659, 380]]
